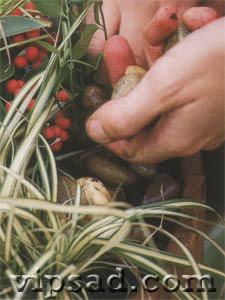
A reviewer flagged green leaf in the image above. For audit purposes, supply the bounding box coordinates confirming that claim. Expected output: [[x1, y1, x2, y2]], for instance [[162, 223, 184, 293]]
[[72, 24, 98, 60], [0, 100, 6, 120], [0, 16, 42, 39], [93, 1, 104, 27], [32, 0, 61, 17], [36, 41, 60, 56], [84, 52, 103, 70], [55, 64, 70, 86], [68, 0, 83, 4], [0, 56, 15, 82], [94, 2, 101, 26]]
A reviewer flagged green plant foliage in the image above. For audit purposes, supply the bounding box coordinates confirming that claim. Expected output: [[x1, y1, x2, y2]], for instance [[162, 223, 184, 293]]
[[0, 99, 6, 120], [72, 24, 98, 60], [37, 40, 60, 55], [0, 16, 42, 38], [0, 54, 15, 82], [0, 2, 224, 300], [32, 0, 61, 17]]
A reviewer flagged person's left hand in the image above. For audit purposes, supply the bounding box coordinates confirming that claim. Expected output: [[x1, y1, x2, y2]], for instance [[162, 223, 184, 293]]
[[87, 0, 199, 70]]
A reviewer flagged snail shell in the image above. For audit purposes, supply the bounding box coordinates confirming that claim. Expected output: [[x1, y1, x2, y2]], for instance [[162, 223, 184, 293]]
[[112, 66, 147, 99], [77, 177, 112, 206]]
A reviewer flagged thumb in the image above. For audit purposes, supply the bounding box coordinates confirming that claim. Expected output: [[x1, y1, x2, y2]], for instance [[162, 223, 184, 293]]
[[85, 57, 179, 144]]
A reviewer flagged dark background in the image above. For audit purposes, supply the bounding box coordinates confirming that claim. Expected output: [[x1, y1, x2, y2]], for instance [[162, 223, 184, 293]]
[[203, 144, 224, 213]]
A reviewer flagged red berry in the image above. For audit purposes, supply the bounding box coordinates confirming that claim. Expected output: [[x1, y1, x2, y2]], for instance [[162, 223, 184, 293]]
[[51, 141, 62, 152], [56, 90, 69, 102], [26, 28, 41, 39], [60, 130, 69, 142], [43, 127, 55, 140], [51, 125, 63, 137], [5, 101, 12, 111], [12, 34, 25, 44], [54, 111, 65, 120], [10, 8, 22, 16], [25, 2, 36, 9], [32, 59, 42, 68], [55, 117, 71, 130], [24, 2, 36, 15], [18, 80, 25, 88], [25, 46, 40, 62], [27, 98, 35, 111], [6, 80, 19, 95], [39, 51, 47, 60], [14, 56, 27, 68], [14, 88, 21, 96]]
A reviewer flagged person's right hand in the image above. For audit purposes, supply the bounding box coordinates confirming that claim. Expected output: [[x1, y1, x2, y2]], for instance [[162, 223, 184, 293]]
[[86, 8, 224, 164]]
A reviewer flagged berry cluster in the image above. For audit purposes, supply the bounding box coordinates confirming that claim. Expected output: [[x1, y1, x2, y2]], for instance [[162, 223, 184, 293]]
[[13, 45, 47, 69], [11, 2, 61, 69], [42, 112, 71, 152], [6, 1, 70, 153], [10, 2, 37, 16], [5, 79, 35, 112], [5, 83, 70, 113]]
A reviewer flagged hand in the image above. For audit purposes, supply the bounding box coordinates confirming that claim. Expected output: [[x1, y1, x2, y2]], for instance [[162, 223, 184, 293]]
[[86, 13, 225, 164], [87, 0, 199, 68], [87, 0, 223, 84]]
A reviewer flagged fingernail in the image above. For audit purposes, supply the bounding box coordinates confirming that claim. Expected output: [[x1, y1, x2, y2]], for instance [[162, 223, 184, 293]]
[[86, 119, 110, 144]]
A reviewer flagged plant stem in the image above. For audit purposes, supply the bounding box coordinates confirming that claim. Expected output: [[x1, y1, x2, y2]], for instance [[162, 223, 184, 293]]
[[0, 34, 50, 52]]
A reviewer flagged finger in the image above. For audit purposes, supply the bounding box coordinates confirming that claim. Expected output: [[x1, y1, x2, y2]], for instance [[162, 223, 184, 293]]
[[85, 78, 161, 144], [85, 55, 182, 145], [86, 0, 120, 57], [105, 100, 206, 164], [105, 127, 175, 164], [182, 7, 218, 31], [103, 35, 136, 85], [160, 0, 199, 18], [105, 121, 185, 164], [204, 0, 224, 17], [144, 5, 179, 47], [118, 0, 159, 67], [143, 5, 179, 66]]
